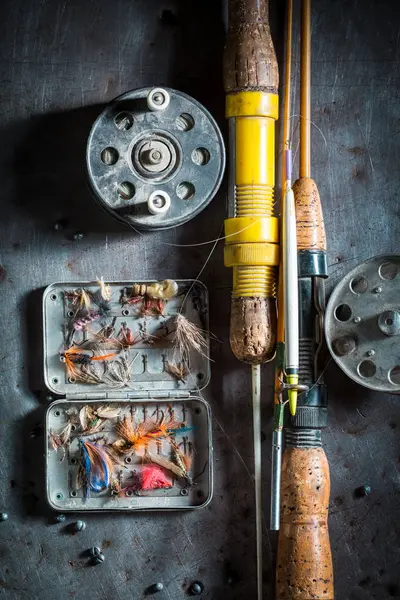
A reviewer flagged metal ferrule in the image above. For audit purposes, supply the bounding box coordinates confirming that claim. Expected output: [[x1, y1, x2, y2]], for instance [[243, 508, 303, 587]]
[[298, 249, 328, 278], [270, 429, 283, 530], [285, 428, 322, 448]]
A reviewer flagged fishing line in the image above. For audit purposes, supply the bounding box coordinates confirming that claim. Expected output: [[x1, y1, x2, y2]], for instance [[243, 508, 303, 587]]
[[289, 114, 328, 147], [278, 114, 328, 164], [178, 224, 223, 314], [297, 357, 333, 399], [128, 217, 261, 248]]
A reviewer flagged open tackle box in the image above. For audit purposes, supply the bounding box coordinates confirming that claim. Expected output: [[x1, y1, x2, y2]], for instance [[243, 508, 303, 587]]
[[43, 279, 213, 511]]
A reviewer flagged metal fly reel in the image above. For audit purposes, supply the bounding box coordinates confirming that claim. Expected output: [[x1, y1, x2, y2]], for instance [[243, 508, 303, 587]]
[[86, 87, 225, 230], [325, 255, 400, 392]]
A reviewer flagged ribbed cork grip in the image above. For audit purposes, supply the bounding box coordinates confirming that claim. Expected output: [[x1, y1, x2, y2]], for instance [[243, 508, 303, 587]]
[[224, 0, 279, 93], [230, 297, 277, 363], [276, 447, 334, 599], [293, 177, 326, 251]]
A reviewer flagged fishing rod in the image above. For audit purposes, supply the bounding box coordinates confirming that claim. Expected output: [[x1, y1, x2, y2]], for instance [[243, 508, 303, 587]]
[[224, 1, 279, 598], [276, 0, 334, 598], [271, 0, 294, 531]]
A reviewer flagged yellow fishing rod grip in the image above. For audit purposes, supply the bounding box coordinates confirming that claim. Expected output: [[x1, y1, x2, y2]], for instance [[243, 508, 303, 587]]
[[224, 91, 279, 297]]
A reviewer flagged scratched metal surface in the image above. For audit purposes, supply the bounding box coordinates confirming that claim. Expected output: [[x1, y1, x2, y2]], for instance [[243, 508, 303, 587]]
[[0, 0, 399, 599]]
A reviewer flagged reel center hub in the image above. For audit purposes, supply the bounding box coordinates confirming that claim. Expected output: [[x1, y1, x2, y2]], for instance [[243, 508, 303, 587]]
[[132, 134, 178, 179]]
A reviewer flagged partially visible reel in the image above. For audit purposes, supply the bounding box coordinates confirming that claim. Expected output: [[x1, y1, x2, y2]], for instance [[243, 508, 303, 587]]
[[325, 255, 400, 392], [86, 87, 225, 230]]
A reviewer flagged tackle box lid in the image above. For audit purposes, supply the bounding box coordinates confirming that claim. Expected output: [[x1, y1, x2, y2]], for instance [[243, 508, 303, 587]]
[[43, 279, 211, 399]]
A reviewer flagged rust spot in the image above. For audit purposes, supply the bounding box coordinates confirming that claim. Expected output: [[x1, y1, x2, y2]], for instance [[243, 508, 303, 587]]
[[102, 539, 112, 549], [347, 146, 365, 155], [0, 265, 6, 282], [66, 260, 79, 274], [352, 165, 368, 183]]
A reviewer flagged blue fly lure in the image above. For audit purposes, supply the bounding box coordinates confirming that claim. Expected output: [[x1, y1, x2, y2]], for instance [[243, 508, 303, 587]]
[[79, 440, 114, 499]]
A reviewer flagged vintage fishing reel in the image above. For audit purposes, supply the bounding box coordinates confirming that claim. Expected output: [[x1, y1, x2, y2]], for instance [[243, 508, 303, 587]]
[[86, 87, 225, 230], [325, 255, 400, 392]]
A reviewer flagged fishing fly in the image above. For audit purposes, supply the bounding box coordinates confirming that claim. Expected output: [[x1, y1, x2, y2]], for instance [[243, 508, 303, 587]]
[[77, 440, 115, 499], [165, 360, 190, 383]]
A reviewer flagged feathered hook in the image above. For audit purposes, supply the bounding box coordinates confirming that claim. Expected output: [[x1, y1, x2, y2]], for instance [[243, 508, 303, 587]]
[[115, 466, 172, 496], [97, 277, 111, 302], [173, 314, 210, 360], [78, 440, 115, 499], [49, 422, 72, 461]]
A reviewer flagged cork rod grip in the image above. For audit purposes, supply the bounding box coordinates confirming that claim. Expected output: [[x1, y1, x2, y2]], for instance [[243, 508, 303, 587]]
[[276, 447, 334, 599], [293, 177, 326, 251], [230, 297, 277, 363], [224, 0, 279, 94]]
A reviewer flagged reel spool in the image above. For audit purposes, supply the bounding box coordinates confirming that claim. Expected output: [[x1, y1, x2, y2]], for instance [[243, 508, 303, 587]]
[[86, 87, 225, 230], [325, 255, 400, 392]]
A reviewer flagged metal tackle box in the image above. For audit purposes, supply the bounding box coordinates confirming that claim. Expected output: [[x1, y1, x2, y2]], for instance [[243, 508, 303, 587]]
[[43, 279, 213, 512]]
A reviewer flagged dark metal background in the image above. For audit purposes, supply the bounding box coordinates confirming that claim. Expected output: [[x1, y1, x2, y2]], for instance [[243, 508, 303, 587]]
[[0, 1, 399, 599]]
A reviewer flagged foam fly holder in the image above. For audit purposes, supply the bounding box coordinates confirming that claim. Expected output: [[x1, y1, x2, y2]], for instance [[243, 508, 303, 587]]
[[43, 280, 213, 512]]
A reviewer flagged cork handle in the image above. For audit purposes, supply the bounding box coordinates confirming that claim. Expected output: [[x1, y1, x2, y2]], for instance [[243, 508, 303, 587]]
[[293, 177, 326, 251], [230, 297, 277, 363], [276, 447, 334, 599], [224, 0, 279, 93]]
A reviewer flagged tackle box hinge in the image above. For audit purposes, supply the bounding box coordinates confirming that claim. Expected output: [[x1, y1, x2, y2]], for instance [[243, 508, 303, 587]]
[[126, 391, 191, 400], [173, 391, 192, 399], [65, 392, 127, 401], [64, 391, 192, 401]]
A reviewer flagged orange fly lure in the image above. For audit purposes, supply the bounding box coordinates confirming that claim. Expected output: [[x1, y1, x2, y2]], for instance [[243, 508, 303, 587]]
[[62, 346, 118, 382], [114, 416, 157, 452], [114, 412, 188, 453]]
